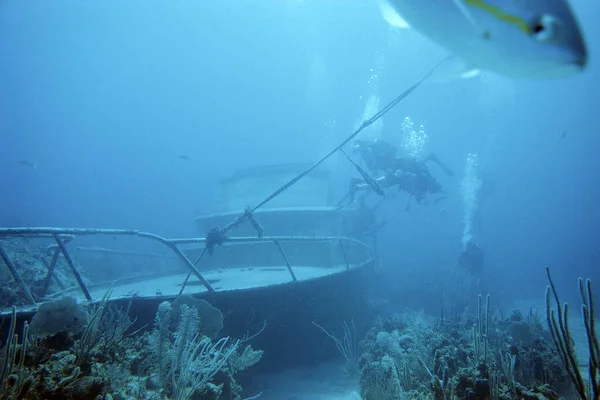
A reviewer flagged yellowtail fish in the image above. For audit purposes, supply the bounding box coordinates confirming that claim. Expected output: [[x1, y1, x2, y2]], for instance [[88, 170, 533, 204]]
[[379, 0, 588, 78]]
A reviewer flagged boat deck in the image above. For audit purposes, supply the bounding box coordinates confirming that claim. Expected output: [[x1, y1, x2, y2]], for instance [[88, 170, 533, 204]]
[[83, 263, 353, 301]]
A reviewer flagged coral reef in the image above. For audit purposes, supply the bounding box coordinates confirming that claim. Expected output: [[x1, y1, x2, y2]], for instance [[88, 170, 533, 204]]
[[0, 294, 263, 400], [358, 297, 568, 400]]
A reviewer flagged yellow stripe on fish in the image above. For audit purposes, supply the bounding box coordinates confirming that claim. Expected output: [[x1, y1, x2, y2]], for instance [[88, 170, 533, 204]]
[[464, 0, 531, 35]]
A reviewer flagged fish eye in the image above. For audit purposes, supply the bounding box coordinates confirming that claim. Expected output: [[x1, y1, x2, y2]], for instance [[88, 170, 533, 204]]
[[531, 15, 559, 42], [532, 24, 545, 34]]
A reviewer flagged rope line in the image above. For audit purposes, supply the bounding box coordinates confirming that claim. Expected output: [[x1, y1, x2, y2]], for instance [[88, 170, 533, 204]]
[[205, 57, 450, 254], [249, 56, 448, 214]]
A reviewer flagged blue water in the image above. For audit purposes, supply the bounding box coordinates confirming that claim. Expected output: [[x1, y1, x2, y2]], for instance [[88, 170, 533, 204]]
[[1, 0, 599, 307]]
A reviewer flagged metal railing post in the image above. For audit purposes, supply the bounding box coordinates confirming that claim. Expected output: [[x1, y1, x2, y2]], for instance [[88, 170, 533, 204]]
[[178, 247, 208, 296], [273, 240, 297, 282], [0, 245, 37, 305], [169, 245, 214, 292], [52, 233, 92, 301], [41, 247, 65, 296], [339, 240, 350, 270]]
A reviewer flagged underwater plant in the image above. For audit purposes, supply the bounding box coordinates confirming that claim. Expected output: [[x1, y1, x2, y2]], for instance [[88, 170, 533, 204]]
[[0, 306, 33, 399], [546, 266, 599, 399], [0, 293, 264, 400], [357, 294, 568, 400]]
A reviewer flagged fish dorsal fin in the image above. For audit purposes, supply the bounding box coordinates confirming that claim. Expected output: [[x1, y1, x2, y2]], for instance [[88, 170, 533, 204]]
[[378, 0, 410, 29], [452, 0, 491, 39]]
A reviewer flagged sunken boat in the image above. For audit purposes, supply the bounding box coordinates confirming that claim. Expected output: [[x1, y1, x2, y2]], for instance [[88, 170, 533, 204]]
[[0, 163, 376, 368]]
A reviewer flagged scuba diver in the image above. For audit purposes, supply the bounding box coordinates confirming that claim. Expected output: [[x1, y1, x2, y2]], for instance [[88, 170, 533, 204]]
[[349, 167, 442, 204], [351, 138, 456, 177], [459, 239, 484, 277], [345, 138, 454, 205]]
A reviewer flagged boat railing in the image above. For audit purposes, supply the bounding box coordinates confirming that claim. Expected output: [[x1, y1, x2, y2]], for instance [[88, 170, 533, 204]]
[[0, 227, 375, 307]]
